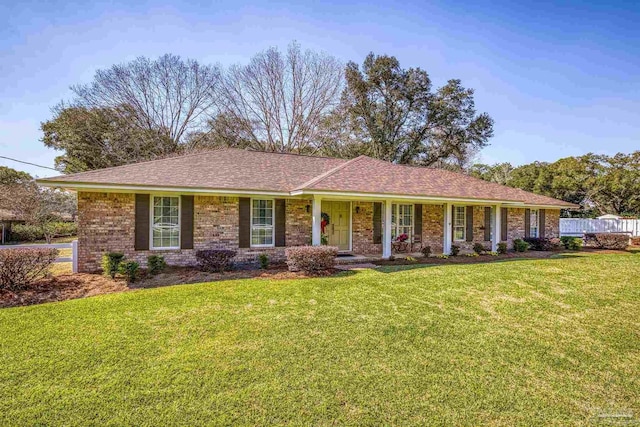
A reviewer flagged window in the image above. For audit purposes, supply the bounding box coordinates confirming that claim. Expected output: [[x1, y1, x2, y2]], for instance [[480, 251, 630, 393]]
[[251, 199, 274, 247], [391, 204, 413, 240], [453, 206, 466, 241], [152, 196, 180, 249], [530, 209, 539, 238]]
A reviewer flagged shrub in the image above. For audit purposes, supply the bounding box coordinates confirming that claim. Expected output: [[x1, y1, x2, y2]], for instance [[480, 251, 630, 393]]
[[560, 236, 583, 251], [258, 253, 269, 270], [119, 261, 140, 283], [473, 243, 487, 254], [0, 248, 58, 291], [147, 255, 167, 275], [11, 222, 77, 242], [421, 245, 432, 257], [195, 249, 237, 273], [405, 256, 417, 262], [102, 252, 125, 279], [630, 236, 640, 246], [584, 233, 629, 250], [497, 242, 508, 254], [513, 239, 529, 252], [450, 245, 460, 256], [523, 237, 563, 251], [285, 246, 338, 272]]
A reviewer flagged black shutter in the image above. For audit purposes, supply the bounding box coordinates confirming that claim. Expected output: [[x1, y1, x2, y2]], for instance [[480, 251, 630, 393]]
[[135, 194, 150, 251], [414, 204, 422, 238], [484, 207, 491, 241], [466, 206, 474, 242], [539, 209, 546, 238], [275, 199, 286, 247], [239, 198, 251, 248], [373, 202, 382, 244], [501, 207, 508, 241], [524, 208, 531, 238], [180, 195, 194, 249]]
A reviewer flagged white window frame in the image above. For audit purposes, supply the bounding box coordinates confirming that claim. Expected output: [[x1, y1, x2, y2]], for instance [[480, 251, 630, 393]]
[[530, 209, 539, 238], [453, 206, 466, 242], [150, 195, 181, 250], [250, 198, 275, 248], [391, 204, 414, 240]]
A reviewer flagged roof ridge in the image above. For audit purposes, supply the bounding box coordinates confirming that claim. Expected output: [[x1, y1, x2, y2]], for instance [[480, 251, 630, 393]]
[[294, 156, 368, 191]]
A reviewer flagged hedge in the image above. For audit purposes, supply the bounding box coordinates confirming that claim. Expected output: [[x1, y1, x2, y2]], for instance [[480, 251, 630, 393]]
[[584, 233, 629, 250], [11, 222, 77, 242], [285, 246, 338, 272]]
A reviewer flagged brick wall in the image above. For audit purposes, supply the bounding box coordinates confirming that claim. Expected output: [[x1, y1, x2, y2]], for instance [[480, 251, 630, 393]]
[[352, 202, 381, 254], [422, 204, 444, 254], [77, 192, 312, 273], [544, 209, 560, 238]]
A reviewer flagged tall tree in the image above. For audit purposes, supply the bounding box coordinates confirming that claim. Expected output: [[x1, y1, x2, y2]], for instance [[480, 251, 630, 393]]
[[71, 54, 221, 149], [468, 162, 515, 185], [0, 166, 32, 185], [216, 42, 344, 154], [331, 53, 494, 165], [41, 105, 176, 173]]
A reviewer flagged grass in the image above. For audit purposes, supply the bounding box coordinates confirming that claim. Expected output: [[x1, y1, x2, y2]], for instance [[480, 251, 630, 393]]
[[57, 248, 72, 258], [49, 262, 72, 276], [1, 252, 639, 426]]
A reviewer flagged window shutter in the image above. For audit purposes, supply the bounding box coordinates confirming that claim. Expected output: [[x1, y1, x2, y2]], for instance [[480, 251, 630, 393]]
[[484, 207, 491, 241], [373, 202, 382, 244], [501, 207, 508, 241], [414, 204, 422, 238], [539, 209, 546, 238], [466, 206, 474, 242], [524, 208, 531, 238], [275, 199, 286, 247], [239, 198, 251, 248], [134, 194, 150, 251], [180, 195, 194, 249]]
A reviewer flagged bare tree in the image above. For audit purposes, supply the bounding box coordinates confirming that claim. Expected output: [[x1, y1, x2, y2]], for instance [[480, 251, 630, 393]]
[[71, 54, 221, 147], [217, 42, 343, 154]]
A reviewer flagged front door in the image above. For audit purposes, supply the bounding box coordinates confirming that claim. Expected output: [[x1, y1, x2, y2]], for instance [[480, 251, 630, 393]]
[[323, 201, 350, 251]]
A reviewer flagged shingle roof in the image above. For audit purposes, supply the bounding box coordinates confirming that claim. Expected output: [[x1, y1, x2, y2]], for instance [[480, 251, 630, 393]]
[[39, 148, 577, 208]]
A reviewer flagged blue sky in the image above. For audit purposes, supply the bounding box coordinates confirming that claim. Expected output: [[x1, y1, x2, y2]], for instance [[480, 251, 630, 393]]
[[1, 0, 639, 177]]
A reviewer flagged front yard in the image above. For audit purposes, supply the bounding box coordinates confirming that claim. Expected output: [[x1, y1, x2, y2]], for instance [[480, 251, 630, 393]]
[[1, 252, 638, 425]]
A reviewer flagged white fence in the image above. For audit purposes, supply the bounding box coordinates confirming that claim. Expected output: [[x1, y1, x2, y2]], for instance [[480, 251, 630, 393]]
[[560, 218, 640, 237]]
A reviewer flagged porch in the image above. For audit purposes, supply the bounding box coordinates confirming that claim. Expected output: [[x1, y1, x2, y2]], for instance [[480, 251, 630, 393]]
[[310, 196, 505, 260]]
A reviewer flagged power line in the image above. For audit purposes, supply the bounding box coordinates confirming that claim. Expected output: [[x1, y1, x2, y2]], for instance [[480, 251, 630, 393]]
[[0, 156, 59, 171]]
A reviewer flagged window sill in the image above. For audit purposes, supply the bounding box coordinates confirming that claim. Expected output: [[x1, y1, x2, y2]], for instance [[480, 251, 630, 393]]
[[150, 247, 181, 251]]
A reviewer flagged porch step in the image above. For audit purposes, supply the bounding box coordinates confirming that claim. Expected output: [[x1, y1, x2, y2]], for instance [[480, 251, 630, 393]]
[[334, 254, 378, 265]]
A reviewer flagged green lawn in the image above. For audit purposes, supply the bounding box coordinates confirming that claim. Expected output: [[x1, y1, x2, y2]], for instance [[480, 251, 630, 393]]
[[1, 253, 638, 426]]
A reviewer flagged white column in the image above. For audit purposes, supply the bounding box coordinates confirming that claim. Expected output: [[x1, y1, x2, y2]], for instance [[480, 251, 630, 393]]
[[443, 203, 452, 255], [311, 195, 322, 246], [382, 199, 393, 259], [72, 239, 79, 273], [492, 204, 501, 251]]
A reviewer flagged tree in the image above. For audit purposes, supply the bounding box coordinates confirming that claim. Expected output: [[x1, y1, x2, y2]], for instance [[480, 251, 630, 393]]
[[41, 105, 177, 173], [216, 42, 344, 154], [0, 166, 32, 185], [333, 53, 494, 165], [71, 54, 221, 148], [468, 162, 515, 185]]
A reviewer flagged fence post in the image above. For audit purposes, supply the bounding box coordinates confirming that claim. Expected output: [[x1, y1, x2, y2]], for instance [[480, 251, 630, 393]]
[[72, 240, 78, 274]]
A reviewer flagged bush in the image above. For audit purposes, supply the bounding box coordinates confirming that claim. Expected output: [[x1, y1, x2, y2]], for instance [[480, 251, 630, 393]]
[[102, 252, 125, 279], [258, 253, 269, 270], [0, 248, 58, 291], [11, 222, 77, 242], [285, 246, 338, 273], [513, 239, 529, 252], [523, 237, 563, 251], [473, 243, 487, 254], [560, 236, 583, 251], [584, 233, 629, 250], [119, 261, 140, 283], [147, 255, 167, 275], [421, 245, 432, 257], [497, 242, 508, 254], [450, 245, 460, 256], [195, 249, 237, 273]]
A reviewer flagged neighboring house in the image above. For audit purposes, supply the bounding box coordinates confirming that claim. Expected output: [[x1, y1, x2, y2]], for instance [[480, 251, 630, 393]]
[[38, 149, 576, 272], [0, 209, 25, 244]]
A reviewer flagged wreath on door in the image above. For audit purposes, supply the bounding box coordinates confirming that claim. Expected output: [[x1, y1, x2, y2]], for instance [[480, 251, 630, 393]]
[[321, 212, 330, 233]]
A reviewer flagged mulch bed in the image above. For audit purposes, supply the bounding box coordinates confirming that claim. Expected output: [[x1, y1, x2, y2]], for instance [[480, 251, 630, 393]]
[[374, 250, 557, 266]]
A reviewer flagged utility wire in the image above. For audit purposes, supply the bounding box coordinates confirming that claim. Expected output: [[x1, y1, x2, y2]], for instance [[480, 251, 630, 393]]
[[0, 156, 58, 171]]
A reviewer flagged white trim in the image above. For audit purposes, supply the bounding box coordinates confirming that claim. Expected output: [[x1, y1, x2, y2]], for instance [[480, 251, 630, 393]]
[[492, 204, 501, 251], [382, 199, 393, 259], [311, 195, 322, 246], [443, 203, 452, 255], [250, 198, 275, 248], [150, 195, 181, 250]]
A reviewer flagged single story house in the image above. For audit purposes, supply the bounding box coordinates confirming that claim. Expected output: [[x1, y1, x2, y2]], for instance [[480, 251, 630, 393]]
[[39, 149, 576, 272], [0, 209, 25, 244]]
